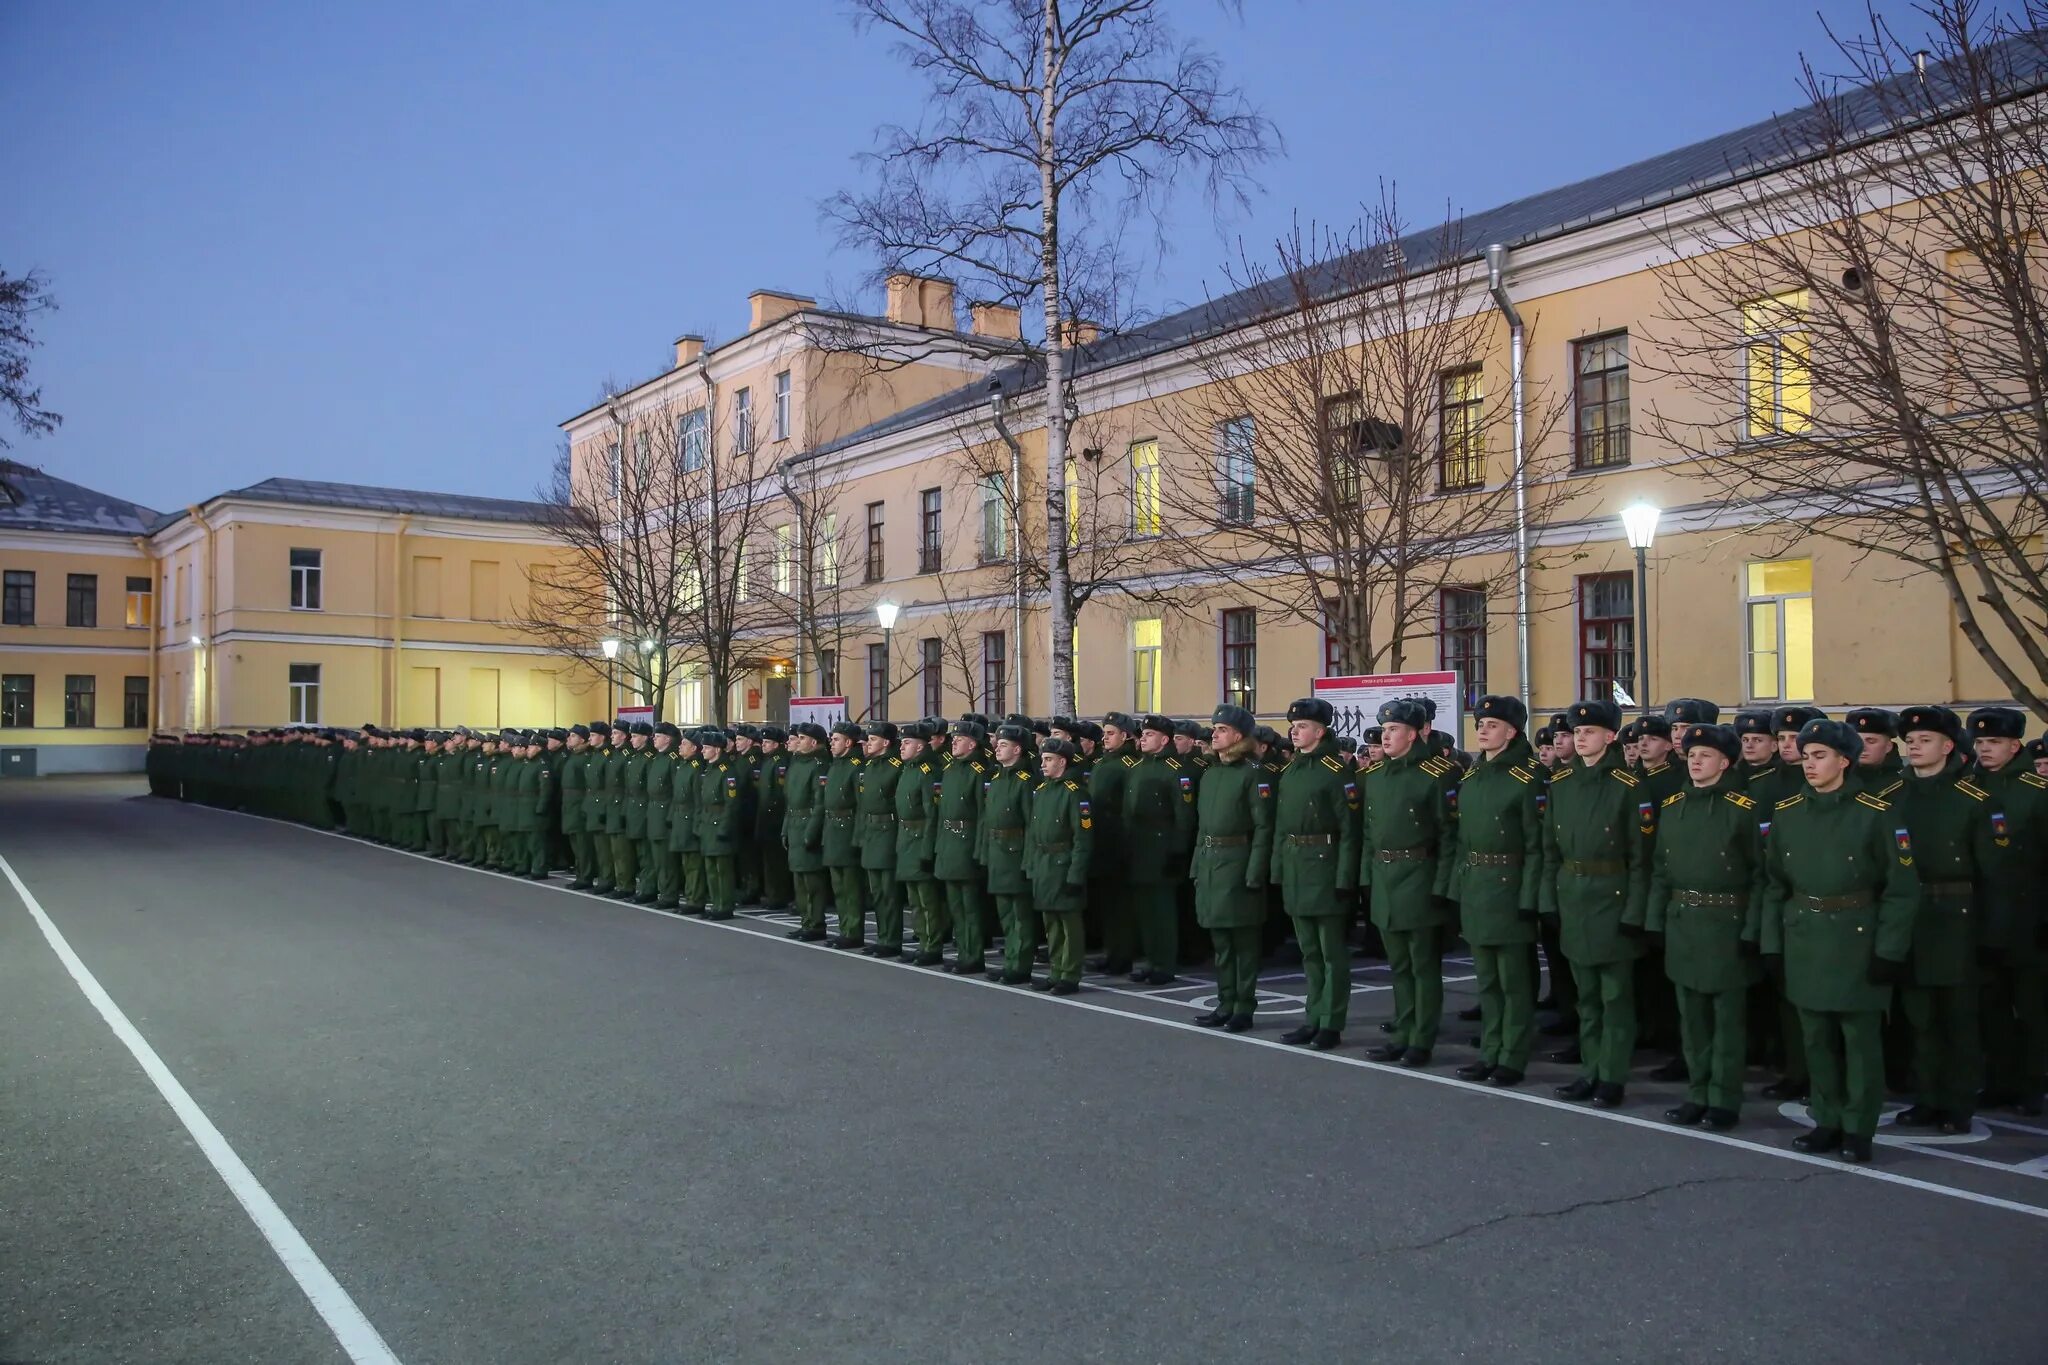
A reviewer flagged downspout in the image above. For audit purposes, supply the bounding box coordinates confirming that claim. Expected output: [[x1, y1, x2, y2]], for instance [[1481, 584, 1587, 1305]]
[[188, 504, 215, 731], [391, 513, 410, 727], [133, 534, 157, 733], [988, 380, 1026, 715], [1486, 244, 1532, 713]]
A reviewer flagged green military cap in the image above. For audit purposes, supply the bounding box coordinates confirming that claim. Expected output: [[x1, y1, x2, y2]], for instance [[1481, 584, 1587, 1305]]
[[1682, 724, 1740, 761], [655, 722, 680, 740], [1665, 697, 1720, 724], [760, 725, 787, 742], [1361, 725, 1384, 744], [1103, 711, 1138, 733], [1797, 717, 1860, 760], [865, 721, 899, 741], [1075, 720, 1103, 742], [1210, 703, 1253, 734], [1967, 707, 2026, 741], [1897, 704, 1962, 743], [995, 723, 1031, 745], [1635, 715, 1673, 739], [1285, 697, 1335, 726], [1040, 736, 1078, 759], [1733, 708, 1774, 736], [1474, 694, 1528, 731], [1566, 698, 1623, 732], [949, 718, 987, 742], [1772, 704, 1824, 734], [1377, 697, 1430, 729], [1845, 707, 1897, 737], [1140, 713, 1177, 736]]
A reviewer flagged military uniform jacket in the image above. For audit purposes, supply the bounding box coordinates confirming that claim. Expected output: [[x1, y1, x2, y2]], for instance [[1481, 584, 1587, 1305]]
[[1269, 736, 1362, 915], [933, 756, 989, 883], [1855, 753, 1906, 794], [1978, 762, 2048, 961], [414, 752, 438, 814], [1440, 738, 1544, 946], [618, 749, 650, 838], [600, 749, 633, 835], [558, 748, 587, 833], [780, 753, 825, 870], [1759, 782, 1918, 1012], [754, 753, 789, 844], [1192, 747, 1275, 929], [668, 757, 703, 853], [1085, 742, 1137, 881], [1539, 746, 1649, 965], [820, 754, 864, 868], [1892, 756, 1996, 986], [1026, 776, 1094, 911], [1359, 745, 1456, 932], [695, 757, 745, 856], [893, 756, 941, 880], [643, 751, 675, 843], [1121, 751, 1196, 885], [856, 755, 902, 871], [436, 751, 467, 821], [1644, 774, 1766, 993], [1632, 759, 1684, 827], [530, 756, 555, 829], [1743, 757, 1798, 813], [501, 758, 535, 833], [977, 763, 1038, 895], [581, 748, 612, 829]]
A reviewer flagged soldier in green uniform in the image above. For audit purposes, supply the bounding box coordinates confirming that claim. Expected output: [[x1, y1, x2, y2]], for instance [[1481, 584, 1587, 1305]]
[[585, 723, 617, 893], [1026, 737, 1094, 994], [728, 725, 763, 906], [780, 724, 829, 939], [1734, 707, 1805, 1099], [1760, 718, 1919, 1163], [1122, 714, 1195, 984], [935, 719, 991, 975], [559, 727, 593, 887], [471, 736, 502, 870], [1441, 694, 1544, 1086], [617, 724, 652, 896], [1357, 697, 1456, 1066], [670, 728, 705, 912], [820, 721, 867, 948], [755, 727, 793, 911], [527, 733, 558, 879], [434, 732, 468, 860], [891, 722, 944, 963], [599, 725, 634, 896], [856, 722, 905, 957], [1086, 713, 1140, 974], [693, 729, 741, 920], [1646, 724, 1764, 1129], [414, 733, 442, 855], [1189, 706, 1273, 1031], [1847, 708, 1904, 792], [1892, 704, 1995, 1133], [1968, 706, 2048, 1115], [1541, 698, 1650, 1108], [643, 723, 680, 908], [1270, 697, 1362, 1051], [979, 722, 1039, 985]]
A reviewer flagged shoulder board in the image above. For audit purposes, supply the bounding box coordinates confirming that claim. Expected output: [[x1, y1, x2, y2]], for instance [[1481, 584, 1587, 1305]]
[[1610, 768, 1638, 787], [1321, 754, 1346, 773], [971, 761, 987, 775], [1855, 791, 1891, 812], [1956, 779, 1989, 802], [1723, 791, 1756, 810], [917, 761, 932, 774], [2020, 771, 2048, 790], [1015, 768, 1031, 780], [1878, 779, 1903, 799], [1363, 760, 1385, 775], [1508, 765, 1532, 784], [1552, 766, 1576, 781], [1420, 756, 1451, 777], [1165, 757, 1182, 770], [1064, 779, 1080, 791], [1775, 794, 1805, 812], [1644, 761, 1670, 776], [889, 757, 902, 768], [1121, 754, 1139, 768], [1660, 791, 1685, 808]]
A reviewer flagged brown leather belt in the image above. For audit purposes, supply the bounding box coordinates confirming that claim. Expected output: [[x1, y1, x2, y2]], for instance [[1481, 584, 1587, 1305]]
[[827, 812, 854, 822], [990, 827, 1024, 838], [1464, 851, 1521, 867], [1562, 859, 1626, 876], [1038, 842, 1071, 853], [943, 819, 971, 832], [1673, 889, 1746, 909], [865, 814, 894, 825], [1291, 833, 1335, 846], [1797, 892, 1873, 912], [1202, 834, 1248, 848], [1920, 880, 1973, 899], [1375, 845, 1429, 862], [899, 819, 926, 830]]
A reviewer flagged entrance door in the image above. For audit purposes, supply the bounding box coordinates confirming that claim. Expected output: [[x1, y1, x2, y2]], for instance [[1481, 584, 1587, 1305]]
[[765, 677, 791, 725]]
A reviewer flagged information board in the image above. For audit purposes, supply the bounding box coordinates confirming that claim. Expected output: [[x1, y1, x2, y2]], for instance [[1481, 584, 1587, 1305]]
[[788, 696, 849, 732], [1310, 671, 1464, 740]]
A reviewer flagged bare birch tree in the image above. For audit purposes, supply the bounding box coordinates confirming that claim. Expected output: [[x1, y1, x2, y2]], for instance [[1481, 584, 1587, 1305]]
[[1, 267, 61, 449], [827, 0, 1278, 714]]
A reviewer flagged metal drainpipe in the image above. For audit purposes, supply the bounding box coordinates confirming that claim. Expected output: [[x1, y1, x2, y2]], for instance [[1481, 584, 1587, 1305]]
[[391, 513, 409, 728], [989, 387, 1026, 715], [133, 534, 158, 732], [1486, 244, 1532, 713]]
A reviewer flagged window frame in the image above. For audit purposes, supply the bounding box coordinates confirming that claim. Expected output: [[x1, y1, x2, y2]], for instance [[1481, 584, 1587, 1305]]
[[125, 575, 154, 629], [1576, 572, 1635, 702], [289, 662, 321, 724], [818, 647, 839, 698], [1130, 440, 1161, 537], [818, 512, 839, 589], [2, 569, 34, 626], [863, 501, 885, 583], [288, 548, 323, 611], [123, 675, 149, 728], [0, 673, 31, 727], [773, 524, 793, 595], [981, 631, 1007, 716], [773, 369, 792, 441], [1743, 558, 1816, 703], [866, 642, 889, 720], [921, 637, 944, 717], [66, 573, 98, 628], [1131, 617, 1163, 713], [63, 673, 95, 728], [918, 488, 943, 574], [733, 386, 753, 452], [679, 407, 708, 472], [1437, 365, 1486, 491], [1438, 587, 1488, 711], [978, 473, 1008, 563], [1743, 289, 1812, 438], [1572, 331, 1631, 470], [1216, 415, 1256, 525], [1221, 607, 1257, 713]]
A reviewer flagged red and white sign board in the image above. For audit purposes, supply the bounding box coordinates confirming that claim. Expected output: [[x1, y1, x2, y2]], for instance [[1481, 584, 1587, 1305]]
[[614, 704, 655, 729], [1311, 671, 1463, 739], [788, 696, 848, 732]]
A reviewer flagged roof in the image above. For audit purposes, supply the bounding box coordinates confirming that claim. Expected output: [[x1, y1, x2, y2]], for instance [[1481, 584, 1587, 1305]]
[[795, 32, 2048, 465], [0, 459, 159, 537], [190, 477, 551, 527]]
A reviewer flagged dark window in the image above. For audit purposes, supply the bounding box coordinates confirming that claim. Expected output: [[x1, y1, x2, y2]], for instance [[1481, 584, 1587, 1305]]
[[1578, 572, 1635, 702], [982, 631, 1007, 715], [124, 675, 149, 728], [125, 576, 153, 627], [867, 642, 888, 721], [1438, 367, 1485, 490], [918, 488, 942, 574], [818, 648, 839, 698], [1439, 588, 1487, 710], [289, 548, 323, 610], [2, 570, 33, 625], [1, 673, 32, 727], [289, 662, 321, 724], [1322, 393, 1401, 507], [1222, 608, 1257, 712], [921, 637, 944, 717], [66, 573, 98, 627], [864, 501, 885, 582], [1574, 332, 1630, 469], [1217, 416, 1255, 524], [64, 674, 95, 727]]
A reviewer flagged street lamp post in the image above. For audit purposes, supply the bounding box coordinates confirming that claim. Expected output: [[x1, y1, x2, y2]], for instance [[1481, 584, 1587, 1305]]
[[875, 600, 900, 722], [600, 637, 620, 720], [640, 638, 657, 717], [1619, 503, 1661, 707]]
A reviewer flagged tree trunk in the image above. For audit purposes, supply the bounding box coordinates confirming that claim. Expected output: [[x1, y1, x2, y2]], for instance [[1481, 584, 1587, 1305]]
[[1040, 6, 1075, 717]]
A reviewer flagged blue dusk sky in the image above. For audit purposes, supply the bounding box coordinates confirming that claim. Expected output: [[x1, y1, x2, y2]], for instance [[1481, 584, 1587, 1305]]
[[3, 1, 1922, 513]]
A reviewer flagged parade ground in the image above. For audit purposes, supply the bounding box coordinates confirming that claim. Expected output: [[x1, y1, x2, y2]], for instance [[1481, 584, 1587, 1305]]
[[4, 777, 2046, 1364]]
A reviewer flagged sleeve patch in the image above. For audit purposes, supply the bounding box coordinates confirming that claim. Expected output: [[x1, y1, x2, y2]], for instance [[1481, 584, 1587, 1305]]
[[1256, 781, 1272, 799], [1344, 780, 1360, 811]]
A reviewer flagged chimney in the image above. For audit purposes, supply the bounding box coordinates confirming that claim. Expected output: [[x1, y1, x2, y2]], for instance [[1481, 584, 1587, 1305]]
[[884, 272, 957, 329], [969, 301, 1023, 341], [673, 334, 704, 368], [1057, 318, 1101, 349], [748, 289, 816, 332]]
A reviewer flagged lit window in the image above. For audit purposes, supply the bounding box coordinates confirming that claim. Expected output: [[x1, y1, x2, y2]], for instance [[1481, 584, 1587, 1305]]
[[288, 663, 321, 724], [774, 524, 793, 594], [1131, 440, 1160, 537], [1744, 290, 1811, 437], [819, 512, 839, 588], [1132, 618, 1162, 712], [979, 474, 1008, 562], [1221, 609, 1255, 711], [1745, 558, 1814, 702], [1439, 367, 1485, 490], [1217, 416, 1255, 524], [734, 550, 748, 603], [1064, 458, 1080, 547]]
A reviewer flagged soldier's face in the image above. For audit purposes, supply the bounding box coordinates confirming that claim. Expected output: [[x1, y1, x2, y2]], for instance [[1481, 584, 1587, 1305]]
[[1474, 718, 1513, 754], [1740, 733, 1775, 763], [1380, 722, 1419, 759], [1139, 728, 1170, 755], [762, 740, 781, 754], [1686, 746, 1730, 785], [863, 736, 889, 758], [995, 738, 1021, 764], [1574, 725, 1614, 761], [1041, 753, 1068, 781], [677, 740, 697, 759], [1288, 720, 1324, 750], [1776, 731, 1803, 764], [1859, 733, 1893, 766], [1638, 735, 1673, 765], [1211, 723, 1244, 750], [1975, 736, 2021, 771], [1801, 743, 1852, 790], [631, 734, 648, 749], [951, 735, 976, 759], [735, 737, 754, 753], [654, 734, 672, 752], [900, 737, 925, 762], [1902, 729, 1953, 772], [830, 735, 853, 757], [1174, 734, 1196, 754], [1101, 725, 1129, 750], [1622, 741, 1640, 765], [2035, 754, 2048, 778]]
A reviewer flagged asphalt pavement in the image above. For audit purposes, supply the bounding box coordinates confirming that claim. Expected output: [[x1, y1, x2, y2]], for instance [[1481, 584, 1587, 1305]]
[[3, 777, 2046, 1364]]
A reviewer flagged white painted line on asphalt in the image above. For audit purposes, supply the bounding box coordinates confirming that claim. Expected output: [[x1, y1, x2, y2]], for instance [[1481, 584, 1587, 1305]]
[[0, 851, 405, 1365], [209, 804, 2048, 1224]]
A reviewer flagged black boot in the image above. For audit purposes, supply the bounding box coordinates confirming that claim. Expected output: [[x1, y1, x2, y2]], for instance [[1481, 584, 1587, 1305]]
[[1665, 1101, 1707, 1125], [1398, 1047, 1432, 1068], [1894, 1104, 1940, 1127], [1456, 1005, 1482, 1022], [1309, 1029, 1342, 1051], [1367, 1041, 1406, 1062], [1839, 1133, 1874, 1163], [1591, 1082, 1626, 1109], [1225, 1015, 1254, 1033], [1454, 1060, 1495, 1081], [1649, 1056, 1688, 1083], [1791, 1126, 1842, 1153], [1192, 1008, 1229, 1028], [1549, 1044, 1583, 1066], [1487, 1068, 1525, 1088], [1760, 1077, 1806, 1101], [1281, 1024, 1317, 1045], [1702, 1106, 1739, 1130], [1555, 1077, 1596, 1101]]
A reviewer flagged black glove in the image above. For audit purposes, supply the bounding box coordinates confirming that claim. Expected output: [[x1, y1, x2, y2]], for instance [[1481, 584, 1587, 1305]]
[[1517, 906, 1539, 923], [1868, 955, 1910, 985], [1618, 921, 1645, 939], [1762, 952, 1784, 985], [1643, 929, 1665, 950], [1539, 909, 1560, 927], [1737, 938, 1761, 959], [1431, 895, 1458, 913]]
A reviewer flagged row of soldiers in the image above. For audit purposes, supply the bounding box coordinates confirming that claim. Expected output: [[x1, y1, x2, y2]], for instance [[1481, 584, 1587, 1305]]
[[147, 691, 2046, 1164]]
